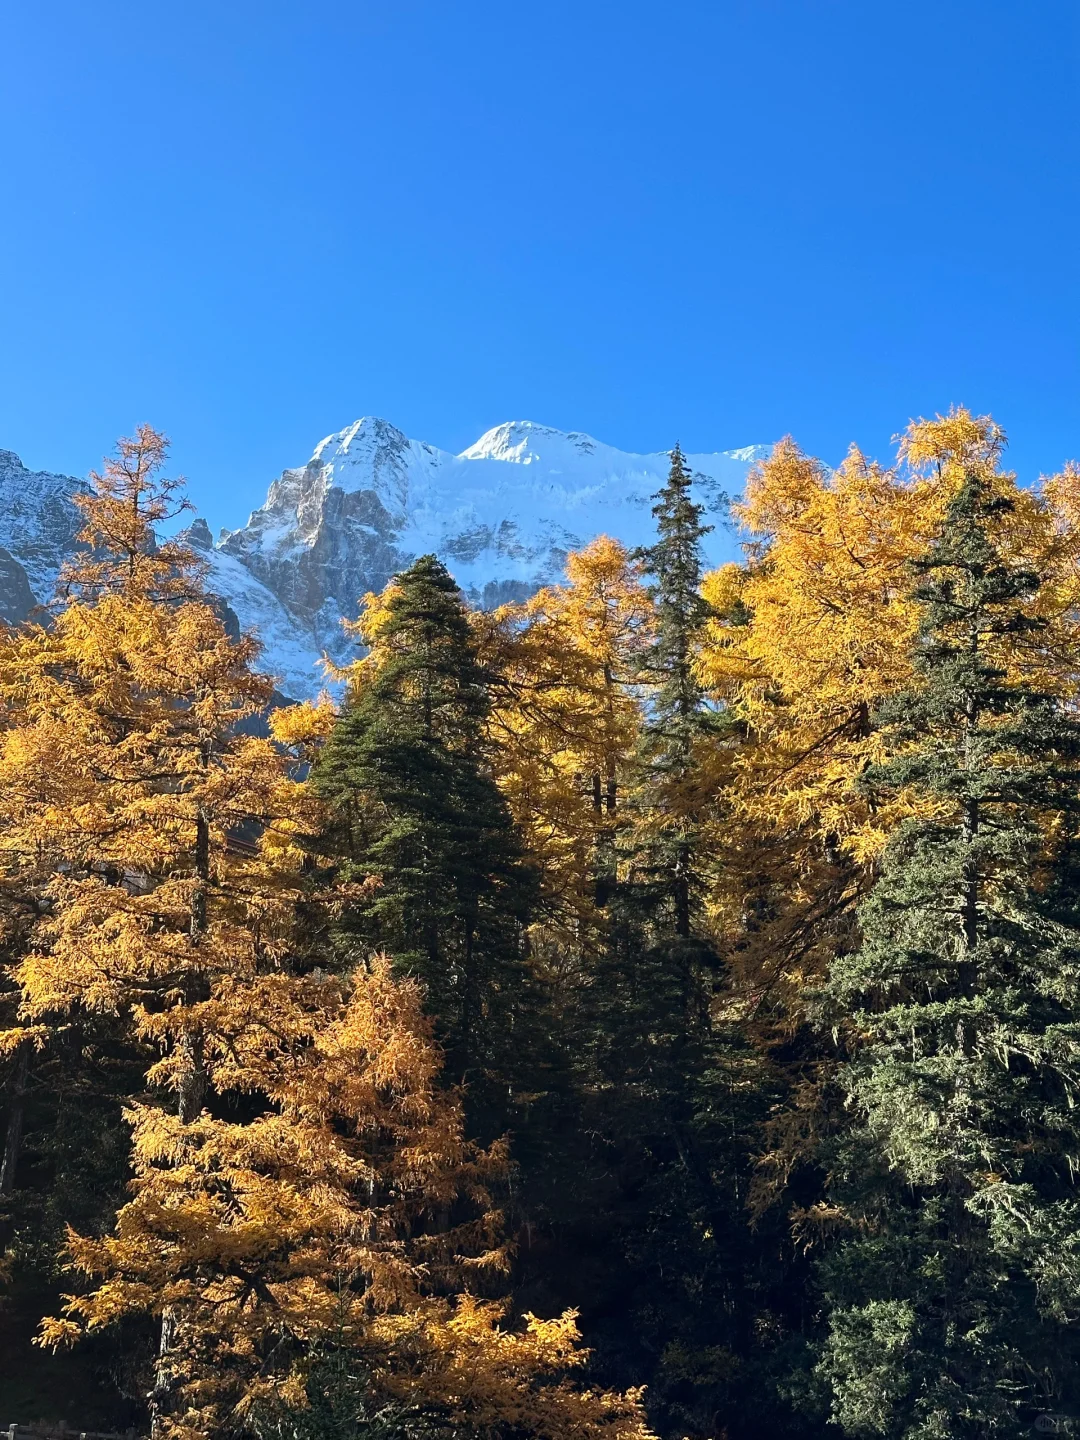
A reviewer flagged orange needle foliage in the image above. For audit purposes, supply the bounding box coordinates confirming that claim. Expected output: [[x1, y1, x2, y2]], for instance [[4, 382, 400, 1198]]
[[40, 959, 652, 1440], [476, 538, 653, 940], [0, 428, 316, 1115], [699, 408, 1080, 1006]]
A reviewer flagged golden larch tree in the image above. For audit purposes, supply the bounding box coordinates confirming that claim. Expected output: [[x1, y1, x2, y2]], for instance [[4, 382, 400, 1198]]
[[699, 408, 1080, 1013], [476, 537, 653, 944], [42, 957, 654, 1440], [0, 429, 319, 1429]]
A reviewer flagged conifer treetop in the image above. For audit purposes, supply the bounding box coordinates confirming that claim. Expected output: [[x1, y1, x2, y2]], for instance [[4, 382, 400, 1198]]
[[62, 425, 206, 604]]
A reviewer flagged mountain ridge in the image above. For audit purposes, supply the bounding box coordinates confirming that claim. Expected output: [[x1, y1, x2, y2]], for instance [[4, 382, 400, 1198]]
[[0, 420, 769, 700]]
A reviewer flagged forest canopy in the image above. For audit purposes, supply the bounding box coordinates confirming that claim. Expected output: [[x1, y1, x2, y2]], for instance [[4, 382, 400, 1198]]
[[3, 409, 1080, 1440]]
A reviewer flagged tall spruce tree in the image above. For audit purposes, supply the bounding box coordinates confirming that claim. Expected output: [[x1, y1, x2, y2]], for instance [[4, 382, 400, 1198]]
[[312, 555, 539, 1118], [596, 446, 720, 1148], [537, 452, 794, 1440], [597, 445, 723, 1221], [816, 473, 1080, 1437], [634, 443, 716, 939]]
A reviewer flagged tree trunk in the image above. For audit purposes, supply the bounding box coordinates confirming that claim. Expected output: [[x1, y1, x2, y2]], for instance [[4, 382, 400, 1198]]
[[177, 1028, 207, 1125], [191, 806, 209, 941], [0, 1043, 30, 1196], [605, 760, 617, 816], [180, 803, 211, 1121], [149, 1306, 177, 1440], [592, 770, 616, 908]]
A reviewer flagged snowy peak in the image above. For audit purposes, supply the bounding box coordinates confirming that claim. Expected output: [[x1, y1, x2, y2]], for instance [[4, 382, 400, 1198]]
[[315, 416, 410, 461], [460, 421, 601, 466], [308, 417, 446, 509]]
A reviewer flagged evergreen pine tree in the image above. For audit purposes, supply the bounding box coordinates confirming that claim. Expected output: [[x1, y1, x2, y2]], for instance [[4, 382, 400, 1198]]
[[596, 445, 723, 1194], [534, 454, 795, 1440], [816, 473, 1080, 1437], [634, 444, 716, 939], [312, 555, 539, 1118]]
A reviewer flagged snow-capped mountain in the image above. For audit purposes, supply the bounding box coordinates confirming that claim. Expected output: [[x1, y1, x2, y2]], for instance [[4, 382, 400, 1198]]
[[215, 419, 766, 686], [0, 421, 769, 701]]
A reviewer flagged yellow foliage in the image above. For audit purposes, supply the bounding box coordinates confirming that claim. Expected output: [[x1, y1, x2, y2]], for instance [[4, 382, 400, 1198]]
[[477, 537, 653, 940], [268, 696, 339, 748], [44, 958, 654, 1440], [700, 408, 1080, 1004], [371, 1297, 650, 1440], [0, 432, 325, 1074], [61, 424, 203, 605], [699, 437, 938, 849], [332, 581, 404, 692]]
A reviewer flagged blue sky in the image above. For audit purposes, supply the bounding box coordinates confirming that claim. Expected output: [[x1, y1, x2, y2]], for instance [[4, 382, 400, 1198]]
[[1, 0, 1076, 533]]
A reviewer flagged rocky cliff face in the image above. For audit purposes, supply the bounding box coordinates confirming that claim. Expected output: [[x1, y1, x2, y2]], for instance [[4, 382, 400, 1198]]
[[0, 547, 36, 625], [218, 419, 423, 662], [0, 420, 768, 700], [0, 449, 86, 612]]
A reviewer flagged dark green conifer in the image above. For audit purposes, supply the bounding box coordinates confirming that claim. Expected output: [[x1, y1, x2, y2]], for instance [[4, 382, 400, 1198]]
[[591, 446, 724, 1232], [603, 444, 721, 1134], [312, 555, 538, 1108], [816, 474, 1080, 1437], [534, 453, 796, 1439], [634, 443, 716, 939]]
